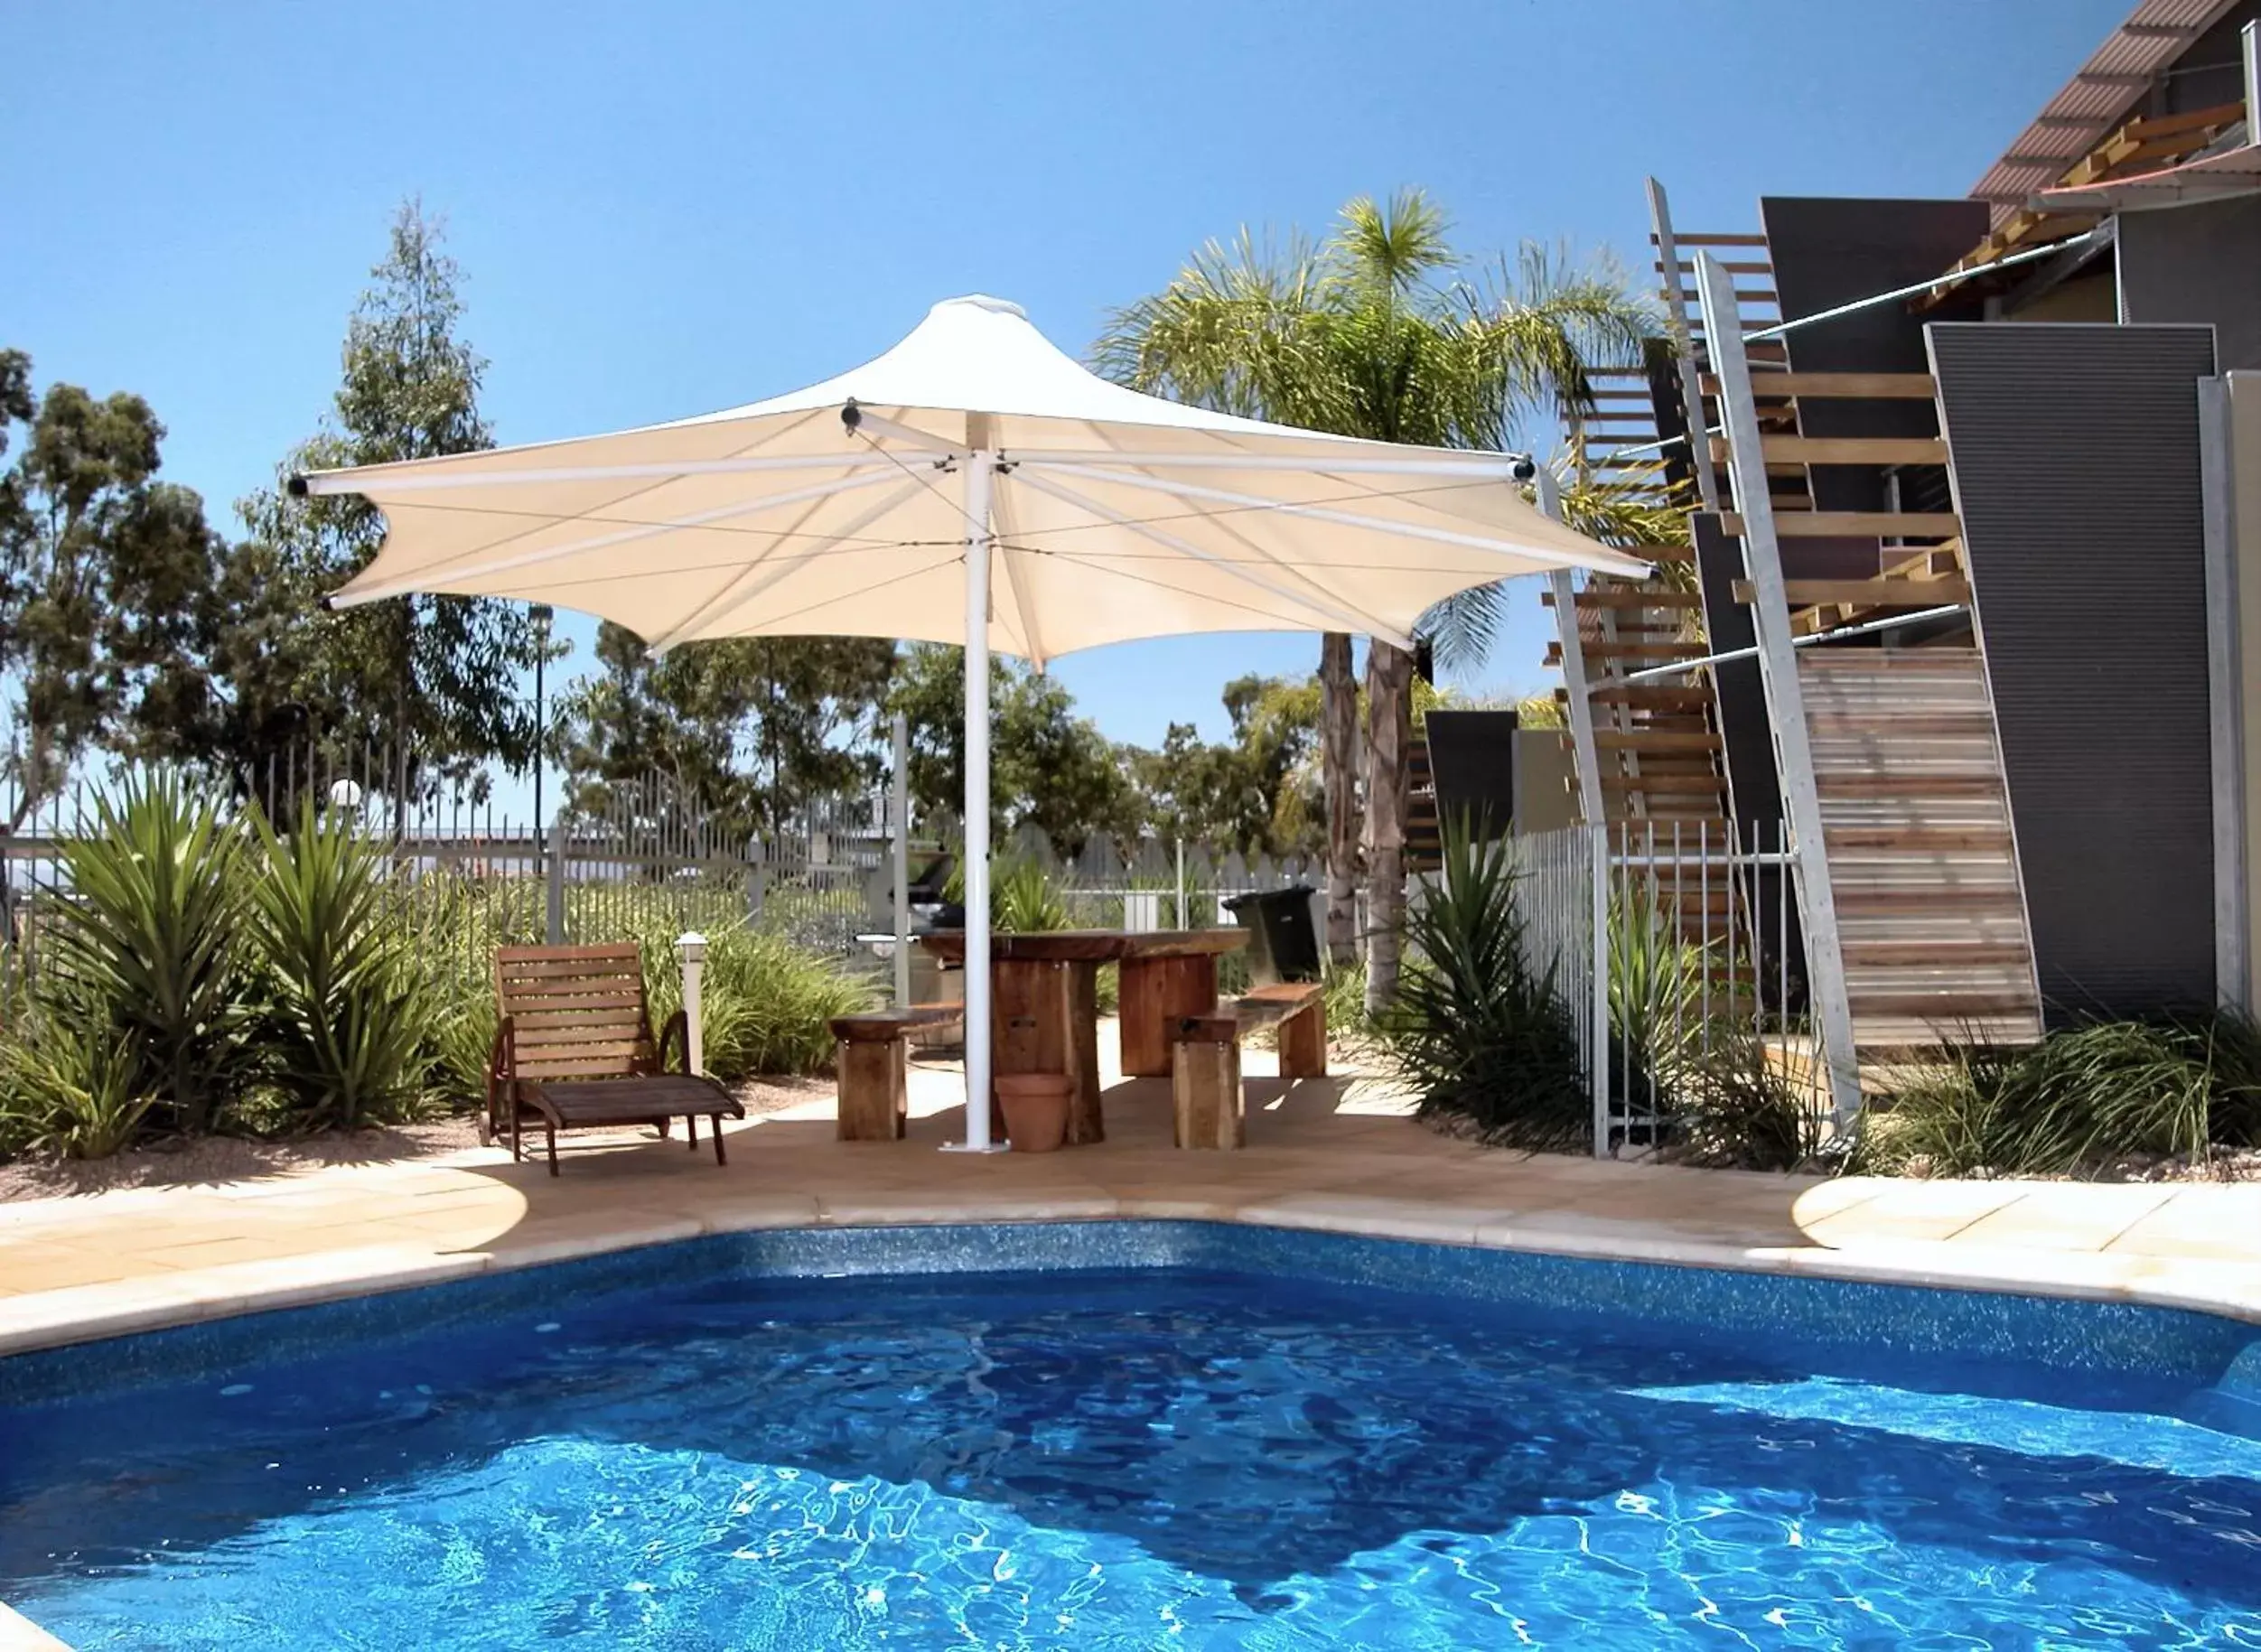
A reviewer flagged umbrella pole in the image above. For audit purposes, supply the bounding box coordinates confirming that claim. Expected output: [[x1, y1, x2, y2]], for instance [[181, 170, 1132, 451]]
[[947, 445, 1005, 1153]]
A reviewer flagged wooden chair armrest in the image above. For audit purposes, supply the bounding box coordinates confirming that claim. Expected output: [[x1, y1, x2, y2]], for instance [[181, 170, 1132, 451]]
[[657, 1009, 692, 1075]]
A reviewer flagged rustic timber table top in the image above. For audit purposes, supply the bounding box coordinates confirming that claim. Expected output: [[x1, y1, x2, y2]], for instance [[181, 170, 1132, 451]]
[[916, 929, 1248, 964]]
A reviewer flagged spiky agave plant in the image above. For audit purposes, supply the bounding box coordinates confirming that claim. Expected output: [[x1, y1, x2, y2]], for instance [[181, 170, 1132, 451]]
[[246, 798, 430, 1132], [0, 979, 161, 1159], [1606, 880, 1714, 1115], [46, 773, 249, 1134], [1383, 825, 1585, 1149]]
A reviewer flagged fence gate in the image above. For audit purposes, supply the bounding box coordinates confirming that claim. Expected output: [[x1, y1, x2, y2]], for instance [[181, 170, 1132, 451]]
[[1509, 820, 1826, 1157]]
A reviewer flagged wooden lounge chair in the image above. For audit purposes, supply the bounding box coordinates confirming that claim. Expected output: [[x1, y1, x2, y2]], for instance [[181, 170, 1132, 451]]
[[485, 942, 743, 1175]]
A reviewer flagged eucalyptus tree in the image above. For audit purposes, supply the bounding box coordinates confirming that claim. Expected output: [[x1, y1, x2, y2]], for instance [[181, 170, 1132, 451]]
[[229, 202, 543, 794], [1098, 191, 1656, 1008], [0, 349, 229, 821]]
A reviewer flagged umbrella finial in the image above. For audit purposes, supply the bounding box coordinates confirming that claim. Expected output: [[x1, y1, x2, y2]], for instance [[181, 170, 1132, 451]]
[[841, 397, 862, 435]]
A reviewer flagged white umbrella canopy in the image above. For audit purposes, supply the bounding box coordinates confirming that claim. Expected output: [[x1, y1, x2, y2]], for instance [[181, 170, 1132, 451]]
[[302, 294, 1650, 1152], [313, 294, 1647, 659]]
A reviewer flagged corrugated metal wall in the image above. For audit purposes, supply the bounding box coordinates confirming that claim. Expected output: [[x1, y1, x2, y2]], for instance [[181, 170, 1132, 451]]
[[1929, 322, 2219, 1018]]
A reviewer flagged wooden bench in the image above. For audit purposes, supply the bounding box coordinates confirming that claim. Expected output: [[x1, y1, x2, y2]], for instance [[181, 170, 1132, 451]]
[[830, 1005, 966, 1141], [488, 943, 744, 1176], [1171, 981, 1327, 1150]]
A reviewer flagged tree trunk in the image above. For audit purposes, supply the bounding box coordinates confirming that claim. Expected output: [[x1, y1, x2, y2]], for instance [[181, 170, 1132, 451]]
[[1319, 632, 1359, 966], [1361, 639, 1414, 1018]]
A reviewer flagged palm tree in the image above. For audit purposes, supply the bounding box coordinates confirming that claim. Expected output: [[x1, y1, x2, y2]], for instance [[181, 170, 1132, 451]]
[[1097, 191, 1657, 1010]]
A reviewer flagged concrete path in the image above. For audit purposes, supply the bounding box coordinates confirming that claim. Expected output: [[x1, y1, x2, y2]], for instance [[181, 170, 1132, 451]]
[[3, 1021, 2257, 1355]]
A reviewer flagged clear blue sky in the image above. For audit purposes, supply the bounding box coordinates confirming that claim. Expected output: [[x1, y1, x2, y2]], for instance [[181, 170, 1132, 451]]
[[4, 0, 2124, 754]]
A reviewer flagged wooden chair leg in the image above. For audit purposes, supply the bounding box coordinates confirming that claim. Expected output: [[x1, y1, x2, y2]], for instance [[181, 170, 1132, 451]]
[[545, 1120, 560, 1177], [685, 1113, 698, 1151], [711, 1115, 728, 1165]]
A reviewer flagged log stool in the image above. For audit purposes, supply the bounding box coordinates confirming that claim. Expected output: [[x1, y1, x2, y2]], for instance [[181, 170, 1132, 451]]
[[1170, 982, 1326, 1150], [830, 1007, 963, 1141]]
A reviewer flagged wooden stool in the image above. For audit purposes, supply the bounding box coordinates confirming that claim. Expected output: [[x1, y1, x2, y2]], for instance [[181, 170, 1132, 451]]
[[829, 1007, 963, 1141], [1170, 981, 1326, 1149]]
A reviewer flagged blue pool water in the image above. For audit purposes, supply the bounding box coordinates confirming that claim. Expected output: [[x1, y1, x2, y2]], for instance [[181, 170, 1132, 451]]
[[2, 1224, 2259, 1648]]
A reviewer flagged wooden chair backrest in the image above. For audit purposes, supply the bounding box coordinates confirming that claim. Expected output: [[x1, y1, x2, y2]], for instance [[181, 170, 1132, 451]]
[[495, 942, 655, 1083]]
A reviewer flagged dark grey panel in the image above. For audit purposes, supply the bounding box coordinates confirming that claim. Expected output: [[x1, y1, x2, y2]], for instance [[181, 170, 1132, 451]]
[[1425, 711, 1518, 839], [2120, 196, 2261, 372], [1692, 514, 1778, 829], [1759, 197, 1990, 520], [1690, 513, 1805, 1004], [1929, 322, 2219, 1018]]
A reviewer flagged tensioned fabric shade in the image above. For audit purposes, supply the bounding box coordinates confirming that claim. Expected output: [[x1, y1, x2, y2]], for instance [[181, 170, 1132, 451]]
[[304, 292, 1654, 1156], [312, 294, 1649, 661]]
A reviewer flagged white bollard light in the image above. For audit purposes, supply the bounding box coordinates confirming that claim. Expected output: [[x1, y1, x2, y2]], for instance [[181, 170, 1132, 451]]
[[677, 932, 707, 1076]]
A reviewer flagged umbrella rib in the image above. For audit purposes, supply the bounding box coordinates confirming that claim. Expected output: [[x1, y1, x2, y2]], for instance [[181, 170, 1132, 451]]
[[1027, 462, 1642, 574], [1005, 449, 1530, 478], [1011, 470, 1412, 649], [648, 477, 930, 652], [332, 467, 909, 608], [301, 451, 919, 496], [352, 410, 847, 573]]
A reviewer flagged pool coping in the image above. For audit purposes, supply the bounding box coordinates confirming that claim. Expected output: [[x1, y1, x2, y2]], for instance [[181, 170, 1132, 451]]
[[5, 1187, 2259, 1362], [0, 1600, 65, 1650]]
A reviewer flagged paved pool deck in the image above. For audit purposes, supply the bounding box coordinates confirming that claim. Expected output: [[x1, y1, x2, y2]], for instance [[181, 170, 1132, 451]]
[[2, 1021, 2257, 1358]]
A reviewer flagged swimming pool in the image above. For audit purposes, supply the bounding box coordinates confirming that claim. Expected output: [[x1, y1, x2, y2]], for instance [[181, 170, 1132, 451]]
[[3, 1221, 2257, 1647]]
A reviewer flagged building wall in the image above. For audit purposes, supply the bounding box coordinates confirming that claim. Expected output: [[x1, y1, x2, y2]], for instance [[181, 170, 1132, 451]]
[[1759, 196, 1991, 526], [2120, 196, 2261, 372], [1512, 730, 1578, 835], [2001, 270, 2117, 326], [1929, 322, 2220, 1020]]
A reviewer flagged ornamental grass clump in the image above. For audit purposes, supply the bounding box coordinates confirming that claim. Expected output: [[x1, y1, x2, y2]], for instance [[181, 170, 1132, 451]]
[[1855, 1010, 2261, 1178], [639, 923, 875, 1081]]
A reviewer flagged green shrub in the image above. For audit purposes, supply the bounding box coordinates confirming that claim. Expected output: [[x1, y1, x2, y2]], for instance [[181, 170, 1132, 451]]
[[641, 924, 875, 1080], [1381, 827, 1586, 1150], [945, 854, 1072, 933], [425, 961, 501, 1113], [1855, 1010, 2261, 1178], [1322, 958, 1369, 1044], [246, 800, 433, 1131], [1607, 882, 1713, 1107], [46, 774, 248, 1134], [0, 984, 159, 1159], [1672, 1032, 1827, 1171]]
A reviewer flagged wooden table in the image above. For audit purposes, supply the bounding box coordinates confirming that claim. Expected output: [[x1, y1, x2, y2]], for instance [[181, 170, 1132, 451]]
[[919, 929, 1248, 1144]]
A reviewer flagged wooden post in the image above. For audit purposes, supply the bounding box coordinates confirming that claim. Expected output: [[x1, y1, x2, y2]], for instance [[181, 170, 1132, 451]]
[[835, 1034, 907, 1142], [1172, 1023, 1244, 1149], [1276, 1000, 1327, 1079]]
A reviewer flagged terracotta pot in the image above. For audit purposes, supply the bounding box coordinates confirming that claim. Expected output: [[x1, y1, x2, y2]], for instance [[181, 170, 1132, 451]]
[[994, 1072, 1073, 1153]]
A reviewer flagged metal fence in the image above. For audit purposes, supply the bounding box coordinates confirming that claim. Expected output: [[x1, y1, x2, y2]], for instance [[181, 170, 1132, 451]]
[[0, 742, 1336, 995], [0, 746, 902, 991], [1508, 819, 1827, 1156]]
